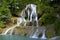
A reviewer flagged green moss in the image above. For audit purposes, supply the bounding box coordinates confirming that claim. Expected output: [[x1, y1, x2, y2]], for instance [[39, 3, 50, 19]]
[[46, 32, 53, 38], [0, 21, 5, 28]]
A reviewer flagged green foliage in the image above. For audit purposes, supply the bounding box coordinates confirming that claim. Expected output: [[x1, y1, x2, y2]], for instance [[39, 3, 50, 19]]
[[0, 21, 5, 28], [54, 19, 60, 35], [8, 0, 40, 16], [0, 7, 11, 22], [36, 2, 55, 19], [39, 13, 57, 26], [0, 0, 11, 23], [40, 0, 51, 5], [46, 32, 53, 38]]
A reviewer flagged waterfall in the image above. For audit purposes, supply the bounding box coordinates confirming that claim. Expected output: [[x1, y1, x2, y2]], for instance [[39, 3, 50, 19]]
[[2, 25, 17, 35], [25, 4, 39, 27], [21, 9, 27, 26], [40, 29, 47, 39], [1, 4, 47, 39], [30, 29, 38, 38], [25, 4, 39, 38], [1, 17, 26, 35], [1, 7, 27, 35]]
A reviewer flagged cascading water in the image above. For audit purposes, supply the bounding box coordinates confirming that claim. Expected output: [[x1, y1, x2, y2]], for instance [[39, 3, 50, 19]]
[[1, 17, 26, 35], [2, 25, 17, 35], [1, 7, 27, 35], [30, 29, 38, 38], [1, 4, 47, 39], [25, 4, 39, 38], [40, 29, 47, 39], [27, 8, 30, 21], [21, 9, 27, 26]]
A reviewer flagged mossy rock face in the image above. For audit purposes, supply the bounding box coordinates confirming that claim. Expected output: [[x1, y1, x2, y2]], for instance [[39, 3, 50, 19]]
[[39, 18, 44, 26], [0, 28, 3, 34], [10, 17, 17, 24], [46, 27, 56, 38], [13, 26, 32, 36], [26, 22, 32, 26], [12, 26, 41, 36]]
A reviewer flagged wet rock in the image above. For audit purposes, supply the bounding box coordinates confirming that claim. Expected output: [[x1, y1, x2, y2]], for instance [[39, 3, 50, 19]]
[[49, 36, 60, 40]]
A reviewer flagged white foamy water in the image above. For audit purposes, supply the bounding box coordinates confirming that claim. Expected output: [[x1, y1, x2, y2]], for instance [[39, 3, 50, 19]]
[[40, 29, 47, 39], [25, 4, 39, 38]]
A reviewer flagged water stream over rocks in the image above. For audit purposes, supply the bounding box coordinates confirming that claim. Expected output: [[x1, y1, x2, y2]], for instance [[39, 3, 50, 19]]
[[1, 4, 59, 40]]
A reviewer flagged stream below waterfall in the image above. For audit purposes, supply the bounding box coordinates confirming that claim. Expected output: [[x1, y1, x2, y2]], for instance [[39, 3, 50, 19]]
[[0, 35, 60, 40], [0, 35, 48, 40]]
